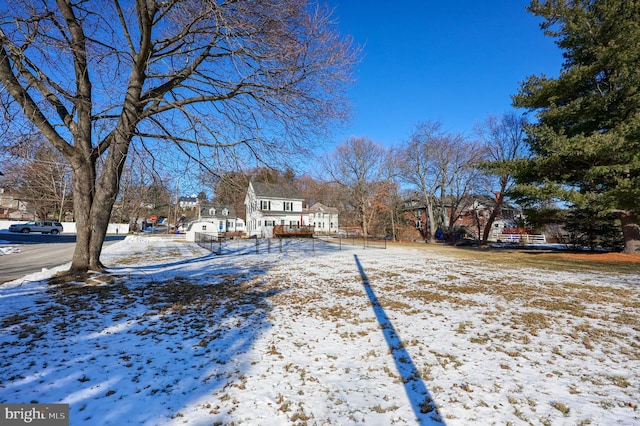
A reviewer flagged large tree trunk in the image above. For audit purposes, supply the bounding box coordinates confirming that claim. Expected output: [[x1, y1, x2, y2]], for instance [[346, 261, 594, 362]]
[[482, 196, 504, 245], [361, 208, 368, 238], [620, 210, 640, 254], [88, 135, 130, 269], [425, 199, 436, 243], [67, 122, 134, 274], [69, 160, 96, 274]]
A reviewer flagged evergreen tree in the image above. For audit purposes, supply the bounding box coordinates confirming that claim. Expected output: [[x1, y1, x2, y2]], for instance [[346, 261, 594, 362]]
[[513, 0, 640, 253]]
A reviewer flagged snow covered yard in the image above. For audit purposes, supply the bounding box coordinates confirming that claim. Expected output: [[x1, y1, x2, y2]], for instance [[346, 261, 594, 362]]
[[0, 236, 638, 425]]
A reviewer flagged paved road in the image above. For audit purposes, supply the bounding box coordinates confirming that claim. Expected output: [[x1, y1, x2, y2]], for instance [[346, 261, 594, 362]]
[[0, 243, 77, 283], [0, 235, 126, 284]]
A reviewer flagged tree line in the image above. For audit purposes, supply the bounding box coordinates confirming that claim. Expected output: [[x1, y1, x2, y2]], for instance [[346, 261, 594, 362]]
[[210, 107, 621, 252]]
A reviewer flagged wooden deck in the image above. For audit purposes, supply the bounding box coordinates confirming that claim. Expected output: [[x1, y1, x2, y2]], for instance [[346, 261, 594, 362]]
[[273, 225, 314, 238]]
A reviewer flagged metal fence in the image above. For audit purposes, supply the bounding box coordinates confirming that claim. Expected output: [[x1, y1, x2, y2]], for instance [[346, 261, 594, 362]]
[[194, 233, 387, 255], [194, 232, 225, 253], [314, 234, 388, 249]]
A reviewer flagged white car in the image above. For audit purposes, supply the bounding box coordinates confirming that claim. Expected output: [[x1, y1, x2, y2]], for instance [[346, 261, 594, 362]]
[[9, 221, 64, 234]]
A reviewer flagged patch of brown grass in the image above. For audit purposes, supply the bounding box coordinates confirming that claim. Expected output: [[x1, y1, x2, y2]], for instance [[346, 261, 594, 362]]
[[557, 252, 640, 263], [438, 284, 486, 294], [378, 297, 414, 312], [403, 243, 640, 274], [514, 311, 550, 334], [526, 298, 586, 314], [402, 289, 454, 304]]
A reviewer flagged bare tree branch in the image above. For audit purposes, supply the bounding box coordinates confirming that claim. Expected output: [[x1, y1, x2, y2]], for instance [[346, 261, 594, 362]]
[[0, 0, 358, 273]]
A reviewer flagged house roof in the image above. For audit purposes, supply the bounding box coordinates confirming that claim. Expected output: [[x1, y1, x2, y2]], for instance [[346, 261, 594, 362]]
[[198, 203, 237, 219], [305, 202, 338, 214], [250, 181, 303, 200]]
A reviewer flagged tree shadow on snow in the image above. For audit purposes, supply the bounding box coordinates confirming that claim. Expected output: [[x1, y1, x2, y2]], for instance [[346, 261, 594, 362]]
[[354, 255, 445, 425], [0, 255, 284, 425]]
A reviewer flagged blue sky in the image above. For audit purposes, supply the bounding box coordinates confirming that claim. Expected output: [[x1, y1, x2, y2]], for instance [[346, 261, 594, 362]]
[[325, 1, 564, 146]]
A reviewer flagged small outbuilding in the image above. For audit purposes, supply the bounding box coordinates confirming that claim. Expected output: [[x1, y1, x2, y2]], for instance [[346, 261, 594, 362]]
[[185, 203, 245, 242]]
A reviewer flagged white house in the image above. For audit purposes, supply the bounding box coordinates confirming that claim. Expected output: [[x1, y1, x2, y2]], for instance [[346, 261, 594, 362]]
[[244, 181, 307, 238], [305, 202, 339, 234], [178, 195, 198, 210], [185, 203, 245, 242]]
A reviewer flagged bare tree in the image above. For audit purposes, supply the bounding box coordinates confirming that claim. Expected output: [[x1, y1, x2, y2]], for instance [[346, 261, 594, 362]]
[[210, 170, 252, 220], [475, 112, 528, 244], [296, 174, 347, 210], [0, 0, 357, 274], [322, 136, 392, 237], [398, 121, 443, 242], [432, 133, 483, 243], [368, 179, 402, 240], [2, 141, 72, 221], [398, 122, 482, 242], [114, 160, 149, 228]]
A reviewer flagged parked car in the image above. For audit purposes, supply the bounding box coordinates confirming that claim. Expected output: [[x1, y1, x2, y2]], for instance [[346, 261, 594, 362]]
[[9, 221, 64, 234]]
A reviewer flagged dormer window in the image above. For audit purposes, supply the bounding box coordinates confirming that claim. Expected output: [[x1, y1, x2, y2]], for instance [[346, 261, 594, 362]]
[[222, 208, 229, 216], [209, 208, 216, 216]]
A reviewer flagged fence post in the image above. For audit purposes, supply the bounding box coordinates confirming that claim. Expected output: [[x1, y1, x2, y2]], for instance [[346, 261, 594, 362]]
[[279, 238, 283, 253], [268, 238, 271, 253], [255, 238, 259, 254]]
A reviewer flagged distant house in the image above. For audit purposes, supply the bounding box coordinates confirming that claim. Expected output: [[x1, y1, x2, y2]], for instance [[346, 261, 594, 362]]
[[306, 202, 339, 234], [403, 194, 521, 241], [0, 188, 33, 220], [184, 203, 245, 241], [455, 195, 521, 240], [178, 196, 198, 210], [244, 181, 307, 238]]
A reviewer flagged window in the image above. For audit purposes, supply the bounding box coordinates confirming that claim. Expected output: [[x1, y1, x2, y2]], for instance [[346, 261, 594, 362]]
[[222, 208, 228, 216], [284, 201, 293, 211], [260, 200, 271, 210], [209, 208, 216, 215]]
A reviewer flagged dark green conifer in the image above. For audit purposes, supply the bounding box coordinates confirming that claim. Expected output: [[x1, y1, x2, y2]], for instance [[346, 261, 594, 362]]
[[514, 0, 640, 253]]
